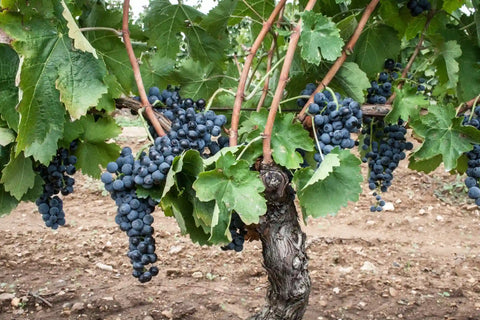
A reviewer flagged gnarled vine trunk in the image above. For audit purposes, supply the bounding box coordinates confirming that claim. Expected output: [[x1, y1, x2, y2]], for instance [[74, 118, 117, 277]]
[[251, 163, 311, 320]]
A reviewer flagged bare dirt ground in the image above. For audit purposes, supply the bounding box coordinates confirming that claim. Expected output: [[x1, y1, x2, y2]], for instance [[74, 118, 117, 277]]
[[1, 127, 480, 320]]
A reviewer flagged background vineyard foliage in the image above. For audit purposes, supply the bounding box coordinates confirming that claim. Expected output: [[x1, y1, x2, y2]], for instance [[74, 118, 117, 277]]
[[0, 0, 479, 242]]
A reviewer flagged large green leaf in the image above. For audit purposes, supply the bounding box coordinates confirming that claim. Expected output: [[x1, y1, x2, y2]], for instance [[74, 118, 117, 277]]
[[193, 152, 266, 224], [0, 12, 108, 163], [350, 24, 401, 76], [0, 128, 15, 146], [442, 0, 464, 13], [63, 115, 121, 178], [333, 62, 370, 103], [0, 44, 19, 131], [434, 40, 462, 90], [410, 104, 480, 171], [201, 0, 238, 38], [239, 110, 314, 169], [174, 59, 224, 99], [61, 0, 97, 58], [385, 87, 430, 123], [0, 151, 35, 200], [292, 149, 362, 219], [145, 0, 202, 60], [456, 39, 480, 101], [0, 184, 18, 217], [299, 11, 344, 65]]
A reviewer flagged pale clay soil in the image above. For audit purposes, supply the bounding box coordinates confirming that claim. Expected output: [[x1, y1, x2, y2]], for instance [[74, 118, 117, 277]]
[[1, 126, 479, 320]]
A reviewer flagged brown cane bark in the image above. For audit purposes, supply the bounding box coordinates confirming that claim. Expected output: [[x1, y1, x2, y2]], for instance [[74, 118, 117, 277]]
[[252, 164, 310, 320]]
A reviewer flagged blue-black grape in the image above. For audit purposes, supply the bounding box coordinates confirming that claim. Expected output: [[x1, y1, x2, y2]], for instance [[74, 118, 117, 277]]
[[367, 60, 403, 105], [302, 86, 362, 164], [361, 118, 413, 211], [221, 212, 246, 252], [34, 141, 78, 229], [102, 147, 159, 283], [407, 0, 431, 16], [462, 106, 480, 206]]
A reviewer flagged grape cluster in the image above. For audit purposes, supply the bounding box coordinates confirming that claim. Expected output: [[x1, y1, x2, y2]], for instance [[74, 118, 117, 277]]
[[101, 147, 159, 283], [407, 0, 431, 16], [462, 107, 480, 206], [221, 212, 246, 252], [361, 118, 413, 211], [34, 141, 78, 229], [367, 59, 402, 104], [305, 88, 362, 164], [297, 83, 317, 108]]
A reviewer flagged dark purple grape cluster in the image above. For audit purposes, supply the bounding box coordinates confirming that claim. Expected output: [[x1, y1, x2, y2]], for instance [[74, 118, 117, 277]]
[[101, 147, 159, 283], [34, 141, 78, 229], [221, 212, 246, 252], [306, 89, 362, 164], [361, 118, 413, 211], [407, 0, 431, 16], [462, 106, 480, 206], [367, 59, 402, 104], [297, 83, 317, 108]]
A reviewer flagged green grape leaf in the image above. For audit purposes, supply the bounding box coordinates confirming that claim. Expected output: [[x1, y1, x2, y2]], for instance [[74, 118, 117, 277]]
[[201, 0, 238, 37], [174, 59, 223, 100], [0, 128, 15, 147], [0, 184, 19, 217], [79, 3, 134, 94], [292, 149, 362, 219], [385, 87, 430, 123], [140, 55, 176, 92], [230, 0, 274, 23], [408, 154, 443, 174], [404, 15, 426, 40], [0, 13, 108, 163], [476, 10, 480, 47], [240, 111, 314, 169], [144, 0, 223, 63], [337, 14, 358, 41], [456, 39, 480, 101], [299, 11, 344, 65], [161, 189, 211, 245], [270, 113, 315, 169], [61, 0, 98, 58], [379, 0, 409, 36], [333, 62, 370, 103], [410, 104, 480, 171], [75, 141, 120, 178], [0, 151, 35, 200], [442, 0, 464, 13], [302, 152, 340, 189], [193, 152, 266, 224], [0, 44, 20, 131], [144, 0, 202, 59], [434, 40, 462, 89], [82, 116, 122, 143], [350, 25, 401, 76]]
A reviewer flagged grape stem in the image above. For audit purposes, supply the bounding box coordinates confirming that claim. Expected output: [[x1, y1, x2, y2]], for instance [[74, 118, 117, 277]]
[[386, 10, 436, 105], [310, 116, 324, 162], [262, 0, 318, 165], [457, 94, 480, 116], [229, 0, 287, 147], [297, 0, 380, 122], [324, 87, 340, 110], [236, 135, 263, 161], [78, 27, 123, 36], [245, 56, 286, 101], [122, 0, 166, 137], [205, 88, 236, 112], [138, 108, 155, 142]]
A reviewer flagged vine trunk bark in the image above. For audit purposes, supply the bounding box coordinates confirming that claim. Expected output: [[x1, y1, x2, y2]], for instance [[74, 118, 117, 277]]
[[251, 163, 311, 320]]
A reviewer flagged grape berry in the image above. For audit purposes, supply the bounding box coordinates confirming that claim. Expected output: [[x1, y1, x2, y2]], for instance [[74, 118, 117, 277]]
[[34, 141, 78, 229]]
